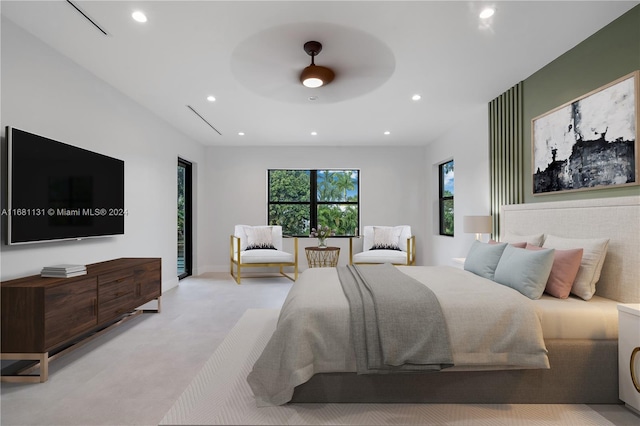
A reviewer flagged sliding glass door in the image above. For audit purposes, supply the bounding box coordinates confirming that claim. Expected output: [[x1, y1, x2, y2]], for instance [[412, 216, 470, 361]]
[[177, 158, 192, 279]]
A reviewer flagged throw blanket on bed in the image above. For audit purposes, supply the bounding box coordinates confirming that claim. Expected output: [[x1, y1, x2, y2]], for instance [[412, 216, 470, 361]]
[[337, 264, 453, 373]]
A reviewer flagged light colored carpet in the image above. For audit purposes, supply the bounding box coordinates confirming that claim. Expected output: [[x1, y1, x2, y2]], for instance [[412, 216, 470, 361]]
[[160, 309, 617, 426]]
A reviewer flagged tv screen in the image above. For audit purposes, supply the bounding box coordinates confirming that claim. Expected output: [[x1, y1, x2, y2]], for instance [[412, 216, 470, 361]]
[[6, 126, 125, 245]]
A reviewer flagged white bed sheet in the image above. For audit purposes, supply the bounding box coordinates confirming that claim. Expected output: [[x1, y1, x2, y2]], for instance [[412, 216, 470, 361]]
[[398, 266, 619, 340], [534, 294, 618, 340]]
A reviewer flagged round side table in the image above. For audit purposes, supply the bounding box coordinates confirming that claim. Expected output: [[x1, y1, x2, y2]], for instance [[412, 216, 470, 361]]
[[305, 246, 340, 268]]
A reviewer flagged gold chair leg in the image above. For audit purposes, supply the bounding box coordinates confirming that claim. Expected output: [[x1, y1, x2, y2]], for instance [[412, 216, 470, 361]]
[[349, 237, 353, 265], [230, 234, 242, 284], [230, 260, 241, 284]]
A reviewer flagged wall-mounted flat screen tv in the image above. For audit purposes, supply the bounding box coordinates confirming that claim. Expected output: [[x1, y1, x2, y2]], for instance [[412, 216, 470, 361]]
[[6, 126, 125, 245]]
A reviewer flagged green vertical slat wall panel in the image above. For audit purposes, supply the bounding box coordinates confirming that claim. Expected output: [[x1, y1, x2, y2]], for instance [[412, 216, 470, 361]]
[[489, 82, 524, 239]]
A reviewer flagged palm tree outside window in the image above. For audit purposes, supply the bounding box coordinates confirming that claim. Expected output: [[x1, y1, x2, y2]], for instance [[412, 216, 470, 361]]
[[268, 169, 359, 237]]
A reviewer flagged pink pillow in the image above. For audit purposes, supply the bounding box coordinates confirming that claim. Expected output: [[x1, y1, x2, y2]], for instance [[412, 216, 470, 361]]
[[525, 243, 583, 298], [489, 239, 526, 249]]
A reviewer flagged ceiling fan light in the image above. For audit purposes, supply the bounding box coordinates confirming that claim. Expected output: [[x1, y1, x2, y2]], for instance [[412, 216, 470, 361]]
[[303, 76, 324, 88], [300, 65, 335, 88]]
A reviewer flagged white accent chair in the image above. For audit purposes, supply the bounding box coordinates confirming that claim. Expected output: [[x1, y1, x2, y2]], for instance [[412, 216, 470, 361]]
[[230, 225, 298, 284], [350, 225, 416, 265]]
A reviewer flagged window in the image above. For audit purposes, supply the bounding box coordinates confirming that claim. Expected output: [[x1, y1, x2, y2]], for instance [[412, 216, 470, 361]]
[[439, 160, 454, 236], [268, 169, 359, 237], [177, 158, 192, 279]]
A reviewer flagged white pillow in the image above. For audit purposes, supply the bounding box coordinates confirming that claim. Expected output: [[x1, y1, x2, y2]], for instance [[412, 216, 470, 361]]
[[244, 226, 276, 250], [542, 235, 609, 300], [371, 226, 402, 250], [503, 232, 545, 247], [363, 226, 411, 251]]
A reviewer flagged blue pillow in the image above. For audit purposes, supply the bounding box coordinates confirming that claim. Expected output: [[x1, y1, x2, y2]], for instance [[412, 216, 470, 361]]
[[493, 244, 555, 299], [464, 240, 507, 280]]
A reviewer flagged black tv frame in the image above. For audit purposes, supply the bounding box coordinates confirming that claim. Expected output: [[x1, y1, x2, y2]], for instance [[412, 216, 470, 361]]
[[5, 126, 125, 245]]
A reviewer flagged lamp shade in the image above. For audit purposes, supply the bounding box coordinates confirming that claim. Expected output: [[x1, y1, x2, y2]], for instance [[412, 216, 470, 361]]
[[463, 215, 492, 234], [300, 65, 335, 88]]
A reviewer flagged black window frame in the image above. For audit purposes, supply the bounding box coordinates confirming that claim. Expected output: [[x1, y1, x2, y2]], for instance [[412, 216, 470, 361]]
[[177, 157, 192, 280], [267, 169, 360, 237], [439, 159, 454, 237]]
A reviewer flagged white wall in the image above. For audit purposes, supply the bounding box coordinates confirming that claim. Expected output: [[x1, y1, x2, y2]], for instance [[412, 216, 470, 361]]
[[423, 104, 491, 266], [200, 145, 427, 272], [0, 18, 206, 291], [1, 17, 492, 282]]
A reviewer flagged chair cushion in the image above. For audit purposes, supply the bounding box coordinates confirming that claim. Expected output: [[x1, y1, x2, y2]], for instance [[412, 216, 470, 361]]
[[371, 226, 402, 250], [353, 249, 409, 265], [362, 225, 411, 252], [234, 225, 284, 251], [245, 226, 276, 250], [239, 249, 295, 264]]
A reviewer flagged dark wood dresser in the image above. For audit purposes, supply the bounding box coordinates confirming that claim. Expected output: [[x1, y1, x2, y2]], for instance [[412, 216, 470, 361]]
[[1, 258, 161, 382]]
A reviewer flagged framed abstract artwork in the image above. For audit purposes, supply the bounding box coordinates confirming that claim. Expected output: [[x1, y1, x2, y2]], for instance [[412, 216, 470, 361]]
[[532, 70, 639, 195]]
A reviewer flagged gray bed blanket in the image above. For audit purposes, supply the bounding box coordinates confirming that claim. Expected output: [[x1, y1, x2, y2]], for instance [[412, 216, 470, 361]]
[[337, 264, 453, 373]]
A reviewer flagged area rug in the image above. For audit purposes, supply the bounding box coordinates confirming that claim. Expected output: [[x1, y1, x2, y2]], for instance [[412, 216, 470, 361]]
[[160, 309, 614, 425]]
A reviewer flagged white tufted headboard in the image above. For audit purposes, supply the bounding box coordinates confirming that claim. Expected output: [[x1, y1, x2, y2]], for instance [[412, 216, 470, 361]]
[[500, 196, 640, 303]]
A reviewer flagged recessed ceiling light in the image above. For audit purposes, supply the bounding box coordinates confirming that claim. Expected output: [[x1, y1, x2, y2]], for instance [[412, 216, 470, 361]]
[[131, 11, 147, 23], [238, 132, 245, 136], [311, 131, 318, 136], [412, 94, 421, 101], [479, 7, 495, 19], [384, 131, 391, 135], [308, 96, 318, 101], [207, 95, 216, 102]]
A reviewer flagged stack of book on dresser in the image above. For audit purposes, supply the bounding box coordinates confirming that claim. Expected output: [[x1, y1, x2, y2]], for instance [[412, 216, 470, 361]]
[[41, 264, 87, 278]]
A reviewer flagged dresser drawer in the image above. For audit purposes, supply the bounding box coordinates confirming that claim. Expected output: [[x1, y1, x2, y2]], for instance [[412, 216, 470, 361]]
[[98, 273, 135, 323], [99, 269, 133, 286], [44, 277, 98, 350], [131, 259, 161, 309]]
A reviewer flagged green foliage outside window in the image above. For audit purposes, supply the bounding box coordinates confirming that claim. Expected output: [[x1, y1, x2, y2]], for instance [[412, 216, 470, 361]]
[[268, 170, 310, 235], [441, 199, 454, 236], [177, 166, 185, 241], [439, 160, 454, 236], [268, 169, 359, 237]]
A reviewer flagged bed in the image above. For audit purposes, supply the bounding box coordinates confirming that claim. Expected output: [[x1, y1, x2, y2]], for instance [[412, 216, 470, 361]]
[[247, 196, 640, 405]]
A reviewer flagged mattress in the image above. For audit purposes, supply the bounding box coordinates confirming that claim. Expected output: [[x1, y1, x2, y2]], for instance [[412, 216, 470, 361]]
[[533, 294, 619, 339]]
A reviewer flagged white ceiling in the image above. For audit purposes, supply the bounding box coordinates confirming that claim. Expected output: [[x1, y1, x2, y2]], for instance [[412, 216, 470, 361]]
[[2, 1, 638, 147]]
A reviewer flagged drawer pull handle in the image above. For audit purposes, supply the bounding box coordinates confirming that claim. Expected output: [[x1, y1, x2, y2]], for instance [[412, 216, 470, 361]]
[[631, 347, 640, 393]]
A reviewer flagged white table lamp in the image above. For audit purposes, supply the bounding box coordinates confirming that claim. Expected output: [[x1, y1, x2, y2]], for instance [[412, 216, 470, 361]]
[[463, 215, 492, 241]]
